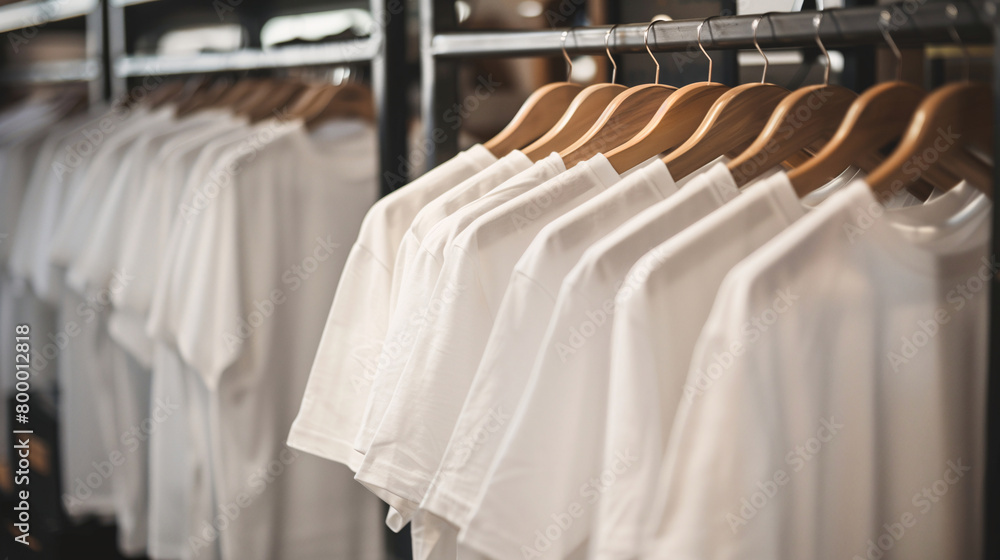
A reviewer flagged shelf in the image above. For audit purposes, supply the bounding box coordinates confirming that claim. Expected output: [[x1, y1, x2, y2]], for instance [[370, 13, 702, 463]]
[[109, 0, 162, 6], [0, 0, 98, 34], [114, 38, 380, 76], [0, 57, 100, 83]]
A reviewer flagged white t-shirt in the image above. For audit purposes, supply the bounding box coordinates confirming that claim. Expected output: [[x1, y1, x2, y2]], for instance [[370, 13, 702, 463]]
[[461, 163, 741, 560], [152, 121, 279, 560], [144, 119, 324, 560], [109, 111, 248, 368], [69, 109, 240, 557], [287, 144, 498, 471], [646, 179, 989, 560], [20, 108, 159, 522], [109, 113, 250, 559], [358, 154, 626, 548], [354, 150, 534, 462], [592, 172, 809, 559], [0, 121, 68, 470], [420, 159, 680, 537], [155, 120, 387, 560]]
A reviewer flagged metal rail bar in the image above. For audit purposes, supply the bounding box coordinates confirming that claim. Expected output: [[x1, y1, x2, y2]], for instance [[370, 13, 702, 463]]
[[114, 39, 379, 77], [0, 0, 97, 35], [430, 2, 992, 59]]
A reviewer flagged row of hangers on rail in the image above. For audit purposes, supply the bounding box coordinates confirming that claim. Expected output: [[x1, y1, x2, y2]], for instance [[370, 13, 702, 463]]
[[122, 68, 376, 129], [481, 4, 993, 200]]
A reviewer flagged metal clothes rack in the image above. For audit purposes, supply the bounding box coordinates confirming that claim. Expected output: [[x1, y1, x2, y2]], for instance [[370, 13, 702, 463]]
[[0, 0, 104, 101], [0, 0, 408, 197], [418, 1, 1000, 557], [105, 0, 408, 198]]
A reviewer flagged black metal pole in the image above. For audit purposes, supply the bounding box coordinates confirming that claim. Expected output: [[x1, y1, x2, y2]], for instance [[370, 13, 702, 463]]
[[985, 1, 1000, 557], [373, 0, 410, 196], [420, 0, 460, 169]]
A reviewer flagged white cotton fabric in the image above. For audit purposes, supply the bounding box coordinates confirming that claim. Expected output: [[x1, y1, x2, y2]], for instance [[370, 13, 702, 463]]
[[421, 159, 680, 537], [461, 163, 741, 560], [112, 114, 249, 559], [359, 154, 627, 553], [646, 179, 989, 560], [354, 150, 534, 465], [151, 119, 387, 560], [592, 172, 810, 559], [288, 144, 497, 471]]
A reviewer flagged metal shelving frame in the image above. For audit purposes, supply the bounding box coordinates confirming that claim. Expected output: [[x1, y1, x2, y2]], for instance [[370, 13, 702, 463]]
[[0, 0, 104, 101], [418, 0, 999, 557], [105, 0, 408, 197]]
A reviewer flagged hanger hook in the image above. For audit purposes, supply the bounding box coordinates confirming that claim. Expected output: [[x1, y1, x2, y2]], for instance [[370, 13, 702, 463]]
[[644, 20, 662, 85], [561, 29, 574, 81], [752, 13, 770, 84], [813, 11, 831, 86], [878, 10, 902, 82], [605, 25, 619, 84], [696, 16, 715, 83], [945, 3, 971, 81]]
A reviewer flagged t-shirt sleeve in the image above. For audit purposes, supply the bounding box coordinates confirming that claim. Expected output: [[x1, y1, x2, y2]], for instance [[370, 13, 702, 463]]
[[170, 158, 245, 390], [288, 242, 392, 469], [421, 270, 555, 526], [357, 246, 490, 513]]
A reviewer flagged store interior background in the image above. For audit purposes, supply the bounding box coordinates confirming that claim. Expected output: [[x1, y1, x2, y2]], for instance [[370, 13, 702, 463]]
[[1, 0, 992, 558]]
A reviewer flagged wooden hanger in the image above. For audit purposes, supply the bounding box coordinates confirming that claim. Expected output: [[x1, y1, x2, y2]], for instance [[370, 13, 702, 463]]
[[662, 16, 791, 181], [788, 13, 930, 196], [559, 24, 677, 167], [231, 78, 278, 114], [174, 77, 229, 117], [866, 82, 993, 198], [482, 37, 585, 160], [605, 17, 731, 173], [170, 76, 212, 109], [727, 12, 857, 187], [286, 82, 376, 128], [867, 6, 993, 198], [661, 83, 789, 180], [144, 79, 187, 108], [210, 78, 260, 110], [785, 81, 924, 195], [237, 79, 308, 122], [482, 83, 583, 156], [522, 30, 627, 160]]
